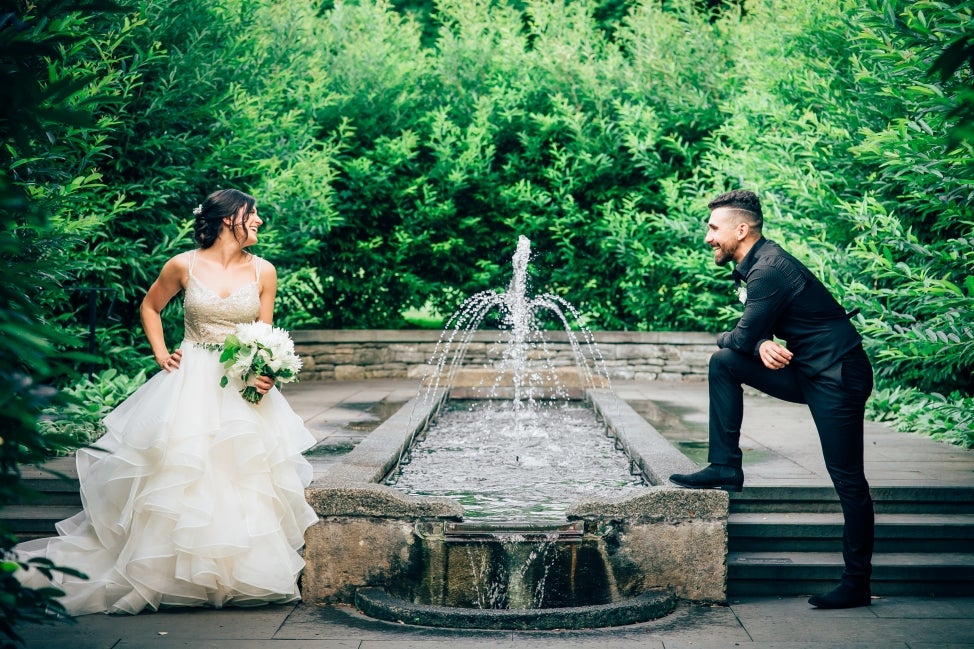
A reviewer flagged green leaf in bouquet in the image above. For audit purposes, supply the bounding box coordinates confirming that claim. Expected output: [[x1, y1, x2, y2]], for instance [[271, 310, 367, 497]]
[[240, 386, 263, 404], [219, 335, 241, 363]]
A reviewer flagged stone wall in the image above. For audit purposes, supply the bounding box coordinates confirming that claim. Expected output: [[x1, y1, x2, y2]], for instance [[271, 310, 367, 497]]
[[292, 330, 717, 382]]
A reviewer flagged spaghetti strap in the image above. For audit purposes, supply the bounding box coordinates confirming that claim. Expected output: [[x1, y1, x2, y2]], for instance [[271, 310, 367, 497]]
[[253, 254, 262, 282], [188, 249, 198, 274]]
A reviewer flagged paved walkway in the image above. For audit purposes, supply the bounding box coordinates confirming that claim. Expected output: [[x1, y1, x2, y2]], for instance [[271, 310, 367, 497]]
[[612, 380, 973, 487], [17, 379, 974, 648]]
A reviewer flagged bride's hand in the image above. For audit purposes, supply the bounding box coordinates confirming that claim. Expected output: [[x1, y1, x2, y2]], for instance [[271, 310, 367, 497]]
[[255, 374, 275, 396], [156, 349, 182, 372]]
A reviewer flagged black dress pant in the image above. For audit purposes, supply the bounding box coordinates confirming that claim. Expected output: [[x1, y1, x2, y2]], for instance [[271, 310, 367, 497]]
[[707, 344, 875, 585]]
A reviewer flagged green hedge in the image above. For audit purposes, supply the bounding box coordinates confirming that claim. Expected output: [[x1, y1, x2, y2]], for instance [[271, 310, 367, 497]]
[[4, 0, 972, 448]]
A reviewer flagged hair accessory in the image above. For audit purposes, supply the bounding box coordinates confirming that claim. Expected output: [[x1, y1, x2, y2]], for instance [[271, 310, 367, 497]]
[[192, 204, 203, 216]]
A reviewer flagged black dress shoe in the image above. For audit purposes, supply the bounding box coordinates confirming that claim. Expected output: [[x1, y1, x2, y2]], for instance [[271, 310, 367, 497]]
[[669, 464, 744, 493], [808, 583, 872, 609]]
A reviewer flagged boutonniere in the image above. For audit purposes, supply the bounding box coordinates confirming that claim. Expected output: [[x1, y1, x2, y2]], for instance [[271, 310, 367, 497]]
[[737, 283, 747, 305]]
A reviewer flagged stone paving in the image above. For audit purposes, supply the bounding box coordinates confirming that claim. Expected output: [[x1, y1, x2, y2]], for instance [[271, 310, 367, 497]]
[[16, 379, 974, 648], [17, 594, 974, 648], [614, 380, 974, 488]]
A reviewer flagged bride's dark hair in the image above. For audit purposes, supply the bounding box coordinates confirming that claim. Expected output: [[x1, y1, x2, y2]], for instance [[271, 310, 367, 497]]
[[193, 189, 256, 248]]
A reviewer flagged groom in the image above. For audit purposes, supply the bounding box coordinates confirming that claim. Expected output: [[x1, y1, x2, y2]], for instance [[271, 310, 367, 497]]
[[669, 190, 875, 610]]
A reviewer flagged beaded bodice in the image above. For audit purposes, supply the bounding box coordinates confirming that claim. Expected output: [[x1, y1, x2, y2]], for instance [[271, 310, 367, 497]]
[[183, 251, 261, 345]]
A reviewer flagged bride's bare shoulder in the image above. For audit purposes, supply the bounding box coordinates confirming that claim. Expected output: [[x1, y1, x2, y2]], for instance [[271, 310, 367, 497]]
[[255, 255, 276, 274], [158, 250, 195, 280], [167, 250, 191, 266]]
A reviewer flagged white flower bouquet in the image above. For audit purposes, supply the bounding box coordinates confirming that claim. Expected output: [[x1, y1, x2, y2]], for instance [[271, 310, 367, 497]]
[[219, 322, 303, 403]]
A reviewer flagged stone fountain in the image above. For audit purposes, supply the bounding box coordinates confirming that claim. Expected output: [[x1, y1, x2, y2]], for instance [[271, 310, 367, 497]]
[[301, 237, 728, 629]]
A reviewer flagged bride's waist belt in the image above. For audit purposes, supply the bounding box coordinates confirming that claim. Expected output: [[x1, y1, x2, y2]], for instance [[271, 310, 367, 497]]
[[186, 340, 224, 352]]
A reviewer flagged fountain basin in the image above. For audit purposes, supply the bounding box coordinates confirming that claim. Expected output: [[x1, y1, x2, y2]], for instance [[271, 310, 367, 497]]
[[301, 388, 728, 624], [354, 586, 675, 630]]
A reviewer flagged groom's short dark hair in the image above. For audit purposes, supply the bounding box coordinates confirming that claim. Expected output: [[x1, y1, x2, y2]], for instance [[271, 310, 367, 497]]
[[708, 190, 763, 233]]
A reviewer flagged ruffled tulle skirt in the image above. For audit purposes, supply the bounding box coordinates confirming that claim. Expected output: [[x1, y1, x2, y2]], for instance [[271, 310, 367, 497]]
[[15, 343, 318, 615]]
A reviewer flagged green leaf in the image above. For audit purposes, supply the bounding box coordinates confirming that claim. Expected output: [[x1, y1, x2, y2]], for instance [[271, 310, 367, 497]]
[[930, 32, 974, 82]]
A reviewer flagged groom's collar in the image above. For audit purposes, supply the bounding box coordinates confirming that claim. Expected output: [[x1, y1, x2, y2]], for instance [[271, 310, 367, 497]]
[[732, 236, 768, 283]]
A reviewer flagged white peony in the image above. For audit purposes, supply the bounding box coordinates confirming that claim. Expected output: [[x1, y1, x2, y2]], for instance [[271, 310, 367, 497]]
[[219, 321, 303, 403]]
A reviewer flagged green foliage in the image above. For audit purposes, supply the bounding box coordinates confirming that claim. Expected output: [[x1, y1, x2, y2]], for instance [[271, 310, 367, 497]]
[[0, 556, 88, 645], [867, 386, 974, 448], [0, 0, 126, 640], [844, 200, 973, 395], [4, 0, 972, 494], [286, 0, 738, 330], [8, 0, 347, 374], [928, 0, 974, 145], [650, 0, 973, 445], [275, 267, 329, 330]]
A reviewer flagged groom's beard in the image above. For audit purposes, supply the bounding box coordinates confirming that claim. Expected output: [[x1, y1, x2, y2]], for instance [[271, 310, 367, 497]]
[[712, 244, 735, 267]]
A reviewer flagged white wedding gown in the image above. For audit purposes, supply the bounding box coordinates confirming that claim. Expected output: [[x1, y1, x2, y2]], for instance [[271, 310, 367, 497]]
[[16, 253, 318, 615]]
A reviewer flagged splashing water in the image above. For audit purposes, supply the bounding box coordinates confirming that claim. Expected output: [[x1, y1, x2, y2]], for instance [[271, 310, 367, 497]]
[[417, 235, 609, 407], [389, 236, 645, 522]]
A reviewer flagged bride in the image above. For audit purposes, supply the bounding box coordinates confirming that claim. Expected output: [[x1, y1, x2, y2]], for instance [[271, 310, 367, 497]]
[[16, 189, 318, 615]]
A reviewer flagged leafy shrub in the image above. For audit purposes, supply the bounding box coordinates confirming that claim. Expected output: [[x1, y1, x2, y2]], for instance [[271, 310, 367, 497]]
[[37, 369, 150, 454], [283, 0, 739, 330], [6, 0, 972, 469], [1, 0, 126, 639], [867, 386, 974, 449], [659, 0, 973, 444], [276, 267, 329, 330]]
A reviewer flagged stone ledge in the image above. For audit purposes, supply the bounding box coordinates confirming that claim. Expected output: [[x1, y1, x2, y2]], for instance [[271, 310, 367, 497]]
[[293, 330, 718, 345], [305, 482, 463, 519], [354, 586, 677, 630], [587, 389, 699, 486], [569, 486, 728, 522], [293, 330, 718, 382]]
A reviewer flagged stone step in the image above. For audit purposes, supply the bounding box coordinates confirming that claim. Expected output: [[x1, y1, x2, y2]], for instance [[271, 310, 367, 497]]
[[727, 551, 974, 597], [0, 505, 82, 541], [728, 512, 974, 553], [15, 459, 82, 505], [2, 462, 83, 541], [12, 483, 82, 506], [730, 486, 974, 514], [8, 458, 83, 540]]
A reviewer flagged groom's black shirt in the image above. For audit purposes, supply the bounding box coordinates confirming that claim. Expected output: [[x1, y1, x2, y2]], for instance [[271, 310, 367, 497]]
[[716, 238, 861, 377]]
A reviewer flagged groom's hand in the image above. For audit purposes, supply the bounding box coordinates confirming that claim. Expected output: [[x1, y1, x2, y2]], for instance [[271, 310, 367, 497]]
[[759, 340, 793, 370]]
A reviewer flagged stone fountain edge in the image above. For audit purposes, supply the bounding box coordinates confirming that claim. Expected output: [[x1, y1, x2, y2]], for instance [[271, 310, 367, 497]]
[[301, 387, 728, 606]]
